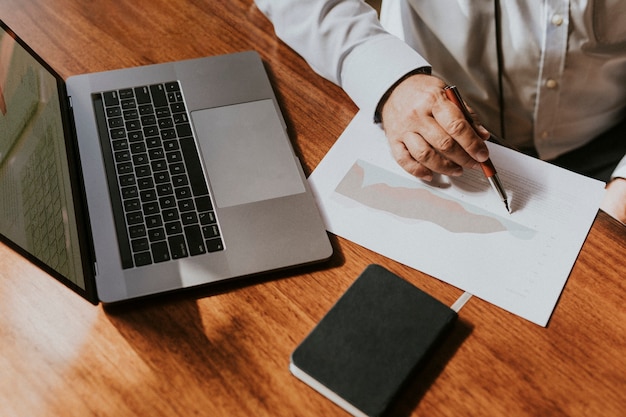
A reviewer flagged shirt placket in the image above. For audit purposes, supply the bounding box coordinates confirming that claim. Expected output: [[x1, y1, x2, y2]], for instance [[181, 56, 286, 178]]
[[533, 0, 569, 158]]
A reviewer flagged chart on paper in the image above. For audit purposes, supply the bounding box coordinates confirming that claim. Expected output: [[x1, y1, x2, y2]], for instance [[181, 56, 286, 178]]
[[335, 159, 536, 238], [309, 111, 605, 326]]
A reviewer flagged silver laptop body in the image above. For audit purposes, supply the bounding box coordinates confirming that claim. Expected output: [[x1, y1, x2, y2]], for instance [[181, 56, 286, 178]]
[[0, 20, 332, 303]]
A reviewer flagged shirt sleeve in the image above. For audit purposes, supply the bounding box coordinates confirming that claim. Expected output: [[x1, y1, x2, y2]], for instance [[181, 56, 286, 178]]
[[254, 0, 430, 120]]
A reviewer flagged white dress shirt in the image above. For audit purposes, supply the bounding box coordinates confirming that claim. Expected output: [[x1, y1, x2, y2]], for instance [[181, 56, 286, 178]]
[[255, 0, 626, 178]]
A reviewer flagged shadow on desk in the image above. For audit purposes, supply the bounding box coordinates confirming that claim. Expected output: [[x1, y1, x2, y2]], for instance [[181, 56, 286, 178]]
[[98, 234, 346, 411]]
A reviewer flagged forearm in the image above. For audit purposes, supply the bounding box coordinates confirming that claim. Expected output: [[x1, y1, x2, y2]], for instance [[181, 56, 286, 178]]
[[255, 0, 429, 119]]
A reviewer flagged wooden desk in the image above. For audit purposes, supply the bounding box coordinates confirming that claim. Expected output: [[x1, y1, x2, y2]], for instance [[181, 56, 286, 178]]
[[1, 1, 625, 416]]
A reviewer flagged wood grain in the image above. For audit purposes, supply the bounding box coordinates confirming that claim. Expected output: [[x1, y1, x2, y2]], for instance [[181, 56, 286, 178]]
[[1, 1, 625, 416]]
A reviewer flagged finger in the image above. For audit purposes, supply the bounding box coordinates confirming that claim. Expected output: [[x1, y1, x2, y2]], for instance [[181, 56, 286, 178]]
[[465, 104, 491, 140], [433, 97, 490, 163], [413, 116, 480, 170], [390, 132, 463, 179], [388, 136, 434, 181]]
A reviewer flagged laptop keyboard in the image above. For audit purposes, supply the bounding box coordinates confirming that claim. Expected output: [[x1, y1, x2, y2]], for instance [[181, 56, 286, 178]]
[[93, 81, 224, 269]]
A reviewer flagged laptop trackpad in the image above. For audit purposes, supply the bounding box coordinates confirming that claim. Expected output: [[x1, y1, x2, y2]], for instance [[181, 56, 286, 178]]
[[191, 99, 305, 208]]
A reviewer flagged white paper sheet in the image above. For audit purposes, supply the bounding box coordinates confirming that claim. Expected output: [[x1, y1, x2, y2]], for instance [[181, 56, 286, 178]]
[[309, 111, 606, 326]]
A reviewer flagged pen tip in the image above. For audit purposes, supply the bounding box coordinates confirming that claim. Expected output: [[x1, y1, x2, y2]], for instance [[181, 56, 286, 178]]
[[505, 200, 511, 214]]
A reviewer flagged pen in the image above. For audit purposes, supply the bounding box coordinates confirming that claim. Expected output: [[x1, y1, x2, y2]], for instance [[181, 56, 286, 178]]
[[443, 85, 510, 213]]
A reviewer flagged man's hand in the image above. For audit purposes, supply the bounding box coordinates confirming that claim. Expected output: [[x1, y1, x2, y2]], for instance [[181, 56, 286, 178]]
[[380, 74, 491, 181], [601, 178, 626, 224]]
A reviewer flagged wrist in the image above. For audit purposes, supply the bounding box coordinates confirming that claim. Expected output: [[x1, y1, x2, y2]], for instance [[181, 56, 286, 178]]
[[374, 66, 432, 124]]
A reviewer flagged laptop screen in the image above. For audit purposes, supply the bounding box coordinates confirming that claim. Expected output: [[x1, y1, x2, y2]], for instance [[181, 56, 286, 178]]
[[0, 22, 90, 296]]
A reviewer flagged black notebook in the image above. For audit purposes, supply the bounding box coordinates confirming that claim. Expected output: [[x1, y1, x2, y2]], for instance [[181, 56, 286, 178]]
[[290, 264, 457, 417]]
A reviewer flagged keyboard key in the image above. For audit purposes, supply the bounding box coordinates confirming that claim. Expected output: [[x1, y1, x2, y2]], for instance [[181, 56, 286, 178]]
[[140, 189, 157, 201], [175, 186, 191, 200], [168, 235, 188, 259], [124, 198, 141, 212], [170, 102, 186, 113], [173, 113, 189, 124], [151, 159, 167, 172], [134, 251, 152, 267], [165, 82, 180, 92], [119, 88, 134, 100], [141, 114, 157, 126], [131, 238, 149, 253], [122, 186, 139, 199], [181, 212, 198, 225], [149, 148, 165, 160], [199, 211, 217, 225], [162, 208, 179, 222], [184, 225, 206, 256], [166, 150, 183, 164], [179, 137, 209, 195], [138, 104, 153, 115], [206, 238, 224, 252], [129, 224, 147, 239], [134, 86, 151, 104], [195, 196, 212, 212], [128, 131, 144, 142], [107, 106, 122, 117], [156, 107, 171, 118], [110, 128, 126, 140], [126, 211, 143, 225], [135, 165, 151, 178], [172, 174, 189, 188], [108, 117, 124, 128], [169, 162, 185, 175], [123, 108, 139, 119], [142, 201, 160, 216], [178, 198, 194, 212], [148, 227, 166, 242], [146, 214, 163, 228], [175, 123, 192, 137], [156, 183, 173, 196], [112, 139, 128, 151], [137, 177, 154, 190], [202, 224, 220, 239], [115, 151, 131, 163], [159, 195, 176, 208], [159, 118, 174, 129], [121, 99, 136, 110], [154, 171, 170, 184], [165, 221, 183, 235], [161, 129, 177, 140], [129, 142, 146, 154], [103, 91, 119, 106], [150, 84, 168, 107], [119, 174, 136, 187], [146, 137, 162, 148], [117, 162, 133, 175], [151, 241, 170, 263]]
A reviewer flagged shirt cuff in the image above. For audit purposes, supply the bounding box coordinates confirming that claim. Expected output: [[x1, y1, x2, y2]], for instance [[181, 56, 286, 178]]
[[340, 35, 430, 123], [611, 154, 626, 180]]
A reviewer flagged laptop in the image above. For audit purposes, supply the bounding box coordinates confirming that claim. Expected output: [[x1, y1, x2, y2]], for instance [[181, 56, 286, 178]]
[[0, 19, 332, 304]]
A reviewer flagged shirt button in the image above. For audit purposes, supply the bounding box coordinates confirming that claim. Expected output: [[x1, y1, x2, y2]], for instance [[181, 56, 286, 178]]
[[546, 78, 558, 89], [541, 131, 550, 140], [551, 14, 564, 26]]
